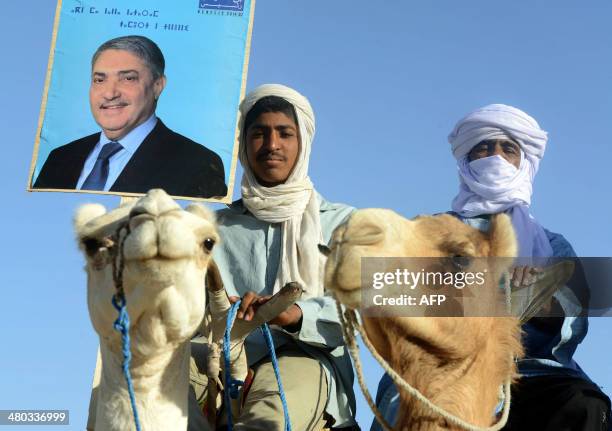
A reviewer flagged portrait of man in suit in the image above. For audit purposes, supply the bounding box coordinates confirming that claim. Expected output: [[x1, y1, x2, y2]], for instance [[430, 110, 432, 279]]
[[33, 35, 228, 198]]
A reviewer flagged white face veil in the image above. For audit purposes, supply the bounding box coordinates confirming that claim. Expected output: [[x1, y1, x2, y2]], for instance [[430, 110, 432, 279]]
[[448, 104, 553, 257], [238, 84, 325, 298], [448, 104, 548, 216]]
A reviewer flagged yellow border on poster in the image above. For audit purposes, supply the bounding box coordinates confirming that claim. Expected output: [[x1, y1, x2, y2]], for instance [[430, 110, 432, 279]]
[[225, 0, 257, 204], [26, 0, 257, 205], [26, 0, 63, 195]]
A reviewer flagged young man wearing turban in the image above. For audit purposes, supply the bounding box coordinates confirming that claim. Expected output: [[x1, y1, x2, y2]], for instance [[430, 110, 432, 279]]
[[372, 104, 610, 431], [194, 84, 358, 431]]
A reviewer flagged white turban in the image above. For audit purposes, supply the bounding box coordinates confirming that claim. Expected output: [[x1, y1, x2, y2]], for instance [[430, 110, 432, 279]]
[[238, 84, 324, 299], [448, 104, 548, 216], [449, 104, 548, 162], [448, 104, 553, 257]]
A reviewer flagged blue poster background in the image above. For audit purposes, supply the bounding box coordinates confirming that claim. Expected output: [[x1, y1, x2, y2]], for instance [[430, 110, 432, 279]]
[[30, 0, 252, 198]]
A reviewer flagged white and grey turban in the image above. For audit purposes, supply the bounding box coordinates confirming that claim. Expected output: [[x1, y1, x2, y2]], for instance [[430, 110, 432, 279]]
[[448, 104, 552, 257], [449, 103, 548, 164]]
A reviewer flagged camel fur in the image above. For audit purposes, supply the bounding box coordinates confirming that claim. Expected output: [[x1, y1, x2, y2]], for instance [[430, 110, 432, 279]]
[[324, 209, 523, 430], [76, 189, 301, 431]]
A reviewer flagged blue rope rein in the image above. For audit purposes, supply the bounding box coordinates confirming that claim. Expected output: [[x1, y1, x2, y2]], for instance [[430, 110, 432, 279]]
[[110, 224, 141, 431], [223, 300, 292, 431], [112, 293, 142, 431], [261, 323, 292, 431]]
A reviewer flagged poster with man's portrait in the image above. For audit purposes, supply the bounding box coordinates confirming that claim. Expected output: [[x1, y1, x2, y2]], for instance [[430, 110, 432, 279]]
[[27, 0, 254, 202]]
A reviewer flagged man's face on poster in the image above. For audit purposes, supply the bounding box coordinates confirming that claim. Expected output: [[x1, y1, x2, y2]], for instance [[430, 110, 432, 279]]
[[89, 49, 166, 141]]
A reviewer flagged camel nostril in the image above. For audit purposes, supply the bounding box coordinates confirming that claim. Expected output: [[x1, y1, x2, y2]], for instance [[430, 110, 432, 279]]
[[129, 212, 154, 231], [129, 207, 148, 218]]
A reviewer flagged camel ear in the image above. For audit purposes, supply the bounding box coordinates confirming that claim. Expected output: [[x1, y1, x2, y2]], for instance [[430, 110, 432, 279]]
[[488, 214, 518, 258], [74, 204, 107, 237], [74, 203, 132, 241], [186, 203, 216, 223]]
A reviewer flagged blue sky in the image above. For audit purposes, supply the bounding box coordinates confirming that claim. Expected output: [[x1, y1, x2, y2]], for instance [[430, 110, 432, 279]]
[[1, 1, 611, 429]]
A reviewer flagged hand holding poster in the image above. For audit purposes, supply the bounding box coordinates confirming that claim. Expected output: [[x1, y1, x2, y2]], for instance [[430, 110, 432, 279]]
[[28, 0, 254, 201]]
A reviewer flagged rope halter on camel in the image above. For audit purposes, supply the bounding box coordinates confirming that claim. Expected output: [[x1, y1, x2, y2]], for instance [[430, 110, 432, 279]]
[[335, 272, 515, 431], [109, 222, 142, 431]]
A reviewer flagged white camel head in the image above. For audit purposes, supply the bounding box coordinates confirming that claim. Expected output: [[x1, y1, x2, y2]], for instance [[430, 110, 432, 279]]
[[76, 189, 302, 431], [75, 189, 217, 356]]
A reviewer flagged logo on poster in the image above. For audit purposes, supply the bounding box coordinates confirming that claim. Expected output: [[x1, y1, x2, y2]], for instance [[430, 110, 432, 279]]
[[199, 0, 244, 11]]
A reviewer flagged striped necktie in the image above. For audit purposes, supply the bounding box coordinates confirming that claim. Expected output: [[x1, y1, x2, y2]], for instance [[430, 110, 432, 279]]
[[81, 141, 123, 191]]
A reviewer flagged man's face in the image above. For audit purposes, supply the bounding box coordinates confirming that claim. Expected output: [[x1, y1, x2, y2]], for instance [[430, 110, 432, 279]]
[[468, 139, 521, 168], [245, 111, 300, 187], [89, 49, 165, 141]]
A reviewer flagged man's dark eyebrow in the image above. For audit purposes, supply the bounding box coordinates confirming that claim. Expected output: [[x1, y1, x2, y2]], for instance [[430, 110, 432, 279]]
[[250, 123, 296, 130], [92, 70, 139, 76], [474, 139, 519, 149]]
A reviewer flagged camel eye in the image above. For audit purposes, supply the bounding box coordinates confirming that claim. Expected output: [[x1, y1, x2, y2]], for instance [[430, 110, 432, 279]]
[[81, 237, 113, 256], [451, 255, 471, 270], [203, 238, 215, 252], [318, 244, 331, 257]]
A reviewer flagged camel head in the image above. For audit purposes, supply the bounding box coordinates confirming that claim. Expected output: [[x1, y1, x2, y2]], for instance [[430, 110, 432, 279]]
[[74, 189, 218, 357], [324, 209, 517, 310], [324, 209, 523, 430], [77, 189, 303, 431]]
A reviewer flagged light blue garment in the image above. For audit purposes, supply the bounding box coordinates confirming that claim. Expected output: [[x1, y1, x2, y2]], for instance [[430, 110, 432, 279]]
[[212, 193, 358, 428], [76, 115, 157, 190], [370, 215, 591, 431]]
